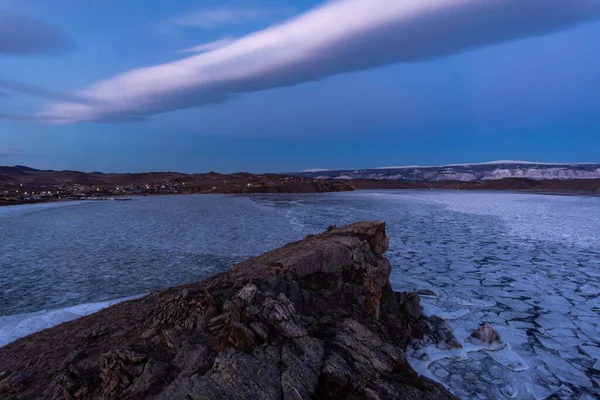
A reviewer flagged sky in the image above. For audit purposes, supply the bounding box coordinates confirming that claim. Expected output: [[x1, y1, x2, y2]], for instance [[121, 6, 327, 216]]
[[0, 0, 599, 173]]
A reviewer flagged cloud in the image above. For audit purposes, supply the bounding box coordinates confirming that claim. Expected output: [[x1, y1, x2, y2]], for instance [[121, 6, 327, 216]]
[[33, 0, 600, 123], [0, 76, 94, 103], [0, 11, 72, 55], [178, 37, 236, 54], [0, 113, 58, 123], [170, 6, 288, 29], [0, 146, 25, 157]]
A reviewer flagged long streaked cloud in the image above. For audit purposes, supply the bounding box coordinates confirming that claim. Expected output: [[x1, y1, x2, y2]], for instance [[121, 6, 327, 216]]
[[170, 6, 289, 29], [0, 11, 72, 55], [0, 76, 94, 103], [178, 37, 235, 54], [30, 0, 600, 123]]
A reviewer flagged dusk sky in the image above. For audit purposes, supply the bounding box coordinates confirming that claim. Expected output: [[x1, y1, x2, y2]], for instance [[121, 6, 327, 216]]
[[1, 0, 599, 173]]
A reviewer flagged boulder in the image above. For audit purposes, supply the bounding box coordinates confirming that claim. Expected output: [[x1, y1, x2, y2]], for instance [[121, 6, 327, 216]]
[[467, 323, 505, 350]]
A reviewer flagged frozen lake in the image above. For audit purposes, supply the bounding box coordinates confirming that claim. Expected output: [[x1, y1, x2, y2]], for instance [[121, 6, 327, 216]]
[[1, 191, 599, 399]]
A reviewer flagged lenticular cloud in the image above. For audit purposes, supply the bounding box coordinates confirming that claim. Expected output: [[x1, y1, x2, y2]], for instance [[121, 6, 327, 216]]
[[39, 0, 600, 123]]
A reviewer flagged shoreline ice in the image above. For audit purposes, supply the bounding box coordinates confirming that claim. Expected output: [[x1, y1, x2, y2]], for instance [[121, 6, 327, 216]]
[[0, 295, 142, 348]]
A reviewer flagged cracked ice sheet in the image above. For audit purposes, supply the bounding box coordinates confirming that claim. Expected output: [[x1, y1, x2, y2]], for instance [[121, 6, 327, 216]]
[[372, 191, 600, 399]]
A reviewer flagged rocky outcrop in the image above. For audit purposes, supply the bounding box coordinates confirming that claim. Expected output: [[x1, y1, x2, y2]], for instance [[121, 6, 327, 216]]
[[0, 221, 454, 400]]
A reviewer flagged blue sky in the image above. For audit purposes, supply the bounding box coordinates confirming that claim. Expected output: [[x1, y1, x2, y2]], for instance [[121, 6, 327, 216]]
[[0, 0, 599, 173]]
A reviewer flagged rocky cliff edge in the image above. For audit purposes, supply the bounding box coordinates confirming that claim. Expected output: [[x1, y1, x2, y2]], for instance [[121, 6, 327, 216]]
[[0, 221, 455, 400]]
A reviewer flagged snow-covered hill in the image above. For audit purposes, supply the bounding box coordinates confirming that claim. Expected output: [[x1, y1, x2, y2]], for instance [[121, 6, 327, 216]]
[[296, 161, 600, 182]]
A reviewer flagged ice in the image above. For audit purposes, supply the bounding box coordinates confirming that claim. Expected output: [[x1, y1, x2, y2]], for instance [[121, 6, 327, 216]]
[[0, 295, 142, 348], [580, 283, 600, 295], [435, 368, 450, 378], [583, 270, 600, 278], [496, 299, 533, 313], [421, 303, 470, 320], [562, 292, 587, 303], [535, 347, 593, 388], [525, 383, 557, 400], [546, 328, 575, 337], [498, 311, 532, 321], [580, 345, 600, 360], [538, 295, 573, 313], [571, 306, 598, 318], [410, 345, 470, 365], [556, 336, 584, 348], [535, 313, 576, 331], [579, 395, 600, 400], [483, 345, 528, 372], [5, 188, 600, 398], [389, 275, 438, 294], [507, 320, 535, 330], [470, 299, 497, 308], [535, 334, 570, 352], [494, 325, 528, 346]]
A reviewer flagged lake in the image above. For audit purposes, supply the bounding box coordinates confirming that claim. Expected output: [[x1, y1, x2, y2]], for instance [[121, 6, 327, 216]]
[[1, 191, 599, 399]]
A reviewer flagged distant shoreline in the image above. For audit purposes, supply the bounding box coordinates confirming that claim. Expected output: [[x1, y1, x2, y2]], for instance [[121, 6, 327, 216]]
[[2, 186, 598, 208], [2, 165, 599, 207]]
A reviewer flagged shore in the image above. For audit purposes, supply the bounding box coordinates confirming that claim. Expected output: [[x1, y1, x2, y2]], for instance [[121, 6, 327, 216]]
[[3, 184, 599, 208], [0, 181, 354, 207]]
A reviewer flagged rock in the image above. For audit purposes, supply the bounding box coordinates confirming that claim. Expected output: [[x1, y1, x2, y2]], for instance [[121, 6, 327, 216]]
[[429, 316, 462, 350], [467, 323, 505, 350], [401, 292, 424, 320], [0, 372, 28, 394], [501, 384, 518, 398], [235, 284, 257, 304], [261, 294, 308, 339], [0, 221, 454, 400], [249, 322, 269, 343], [228, 322, 256, 350]]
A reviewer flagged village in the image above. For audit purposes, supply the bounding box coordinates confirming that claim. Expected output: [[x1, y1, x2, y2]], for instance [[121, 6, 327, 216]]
[[0, 172, 350, 206]]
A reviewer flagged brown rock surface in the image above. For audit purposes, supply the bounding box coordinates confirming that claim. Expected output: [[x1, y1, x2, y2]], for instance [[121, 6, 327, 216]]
[[0, 221, 454, 400]]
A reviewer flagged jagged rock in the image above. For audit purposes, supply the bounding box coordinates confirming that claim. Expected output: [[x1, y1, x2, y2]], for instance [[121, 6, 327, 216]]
[[467, 323, 505, 350], [228, 322, 256, 350], [428, 316, 462, 350], [235, 283, 258, 304], [261, 294, 308, 340], [0, 221, 455, 400], [0, 372, 28, 394]]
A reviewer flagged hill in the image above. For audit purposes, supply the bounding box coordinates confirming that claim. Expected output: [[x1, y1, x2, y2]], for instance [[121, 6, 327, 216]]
[[296, 161, 600, 182], [0, 166, 354, 206]]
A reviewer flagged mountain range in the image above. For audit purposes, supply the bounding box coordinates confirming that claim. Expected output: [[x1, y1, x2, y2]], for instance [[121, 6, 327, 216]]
[[296, 161, 600, 182]]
